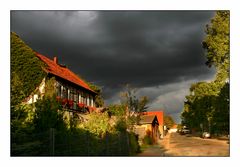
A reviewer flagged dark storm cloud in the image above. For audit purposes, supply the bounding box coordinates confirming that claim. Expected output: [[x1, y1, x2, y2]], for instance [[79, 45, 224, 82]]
[[11, 11, 216, 121]]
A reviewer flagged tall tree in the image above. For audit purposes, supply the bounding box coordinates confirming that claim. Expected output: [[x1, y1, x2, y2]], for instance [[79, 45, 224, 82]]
[[120, 84, 149, 115], [202, 11, 230, 134], [182, 11, 230, 134], [202, 11, 230, 81]]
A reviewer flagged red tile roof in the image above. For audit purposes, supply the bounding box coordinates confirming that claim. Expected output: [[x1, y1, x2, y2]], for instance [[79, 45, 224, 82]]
[[142, 111, 164, 125], [36, 53, 95, 94]]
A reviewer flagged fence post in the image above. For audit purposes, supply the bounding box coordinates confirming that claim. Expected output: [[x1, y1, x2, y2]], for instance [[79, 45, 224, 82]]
[[118, 133, 121, 155], [50, 128, 55, 156], [106, 132, 109, 155], [87, 131, 89, 156], [126, 132, 130, 155]]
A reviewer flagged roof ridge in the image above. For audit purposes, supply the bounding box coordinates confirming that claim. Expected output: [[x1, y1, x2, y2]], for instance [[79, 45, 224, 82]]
[[35, 52, 96, 94], [64, 67, 91, 89]]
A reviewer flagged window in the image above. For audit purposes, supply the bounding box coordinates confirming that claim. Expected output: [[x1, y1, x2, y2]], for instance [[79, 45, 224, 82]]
[[74, 92, 78, 101], [85, 95, 87, 106], [70, 89, 74, 100], [62, 86, 67, 99], [81, 92, 84, 103], [82, 92, 86, 105], [68, 89, 70, 100], [73, 89, 78, 110], [78, 92, 81, 103], [86, 95, 89, 106], [56, 82, 61, 97], [90, 97, 94, 107]]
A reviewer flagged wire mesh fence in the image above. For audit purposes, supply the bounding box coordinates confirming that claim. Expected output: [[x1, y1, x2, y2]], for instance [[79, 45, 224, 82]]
[[11, 130, 51, 156], [11, 128, 139, 156]]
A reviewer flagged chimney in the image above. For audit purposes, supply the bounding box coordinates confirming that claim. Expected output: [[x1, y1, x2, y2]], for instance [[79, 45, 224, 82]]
[[53, 56, 58, 64]]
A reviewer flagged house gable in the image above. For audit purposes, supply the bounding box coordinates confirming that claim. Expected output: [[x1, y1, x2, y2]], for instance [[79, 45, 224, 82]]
[[139, 115, 159, 125], [142, 111, 164, 126]]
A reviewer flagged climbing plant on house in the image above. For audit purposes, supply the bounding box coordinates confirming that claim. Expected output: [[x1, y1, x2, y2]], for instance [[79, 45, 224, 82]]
[[11, 32, 47, 106]]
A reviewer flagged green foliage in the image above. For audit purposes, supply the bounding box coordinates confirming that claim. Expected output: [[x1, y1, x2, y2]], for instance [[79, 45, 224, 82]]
[[120, 84, 149, 113], [11, 32, 47, 106], [82, 112, 110, 137], [107, 104, 126, 116], [44, 77, 57, 98], [11, 92, 67, 155], [11, 99, 141, 156], [182, 81, 229, 134], [202, 11, 229, 79], [164, 115, 175, 129], [11, 105, 35, 135], [113, 114, 139, 133], [127, 115, 140, 128], [202, 11, 230, 66], [212, 82, 229, 134], [115, 117, 128, 132], [138, 96, 149, 112], [182, 11, 229, 135], [11, 73, 25, 106], [128, 132, 141, 155], [33, 95, 66, 132], [142, 130, 153, 145]]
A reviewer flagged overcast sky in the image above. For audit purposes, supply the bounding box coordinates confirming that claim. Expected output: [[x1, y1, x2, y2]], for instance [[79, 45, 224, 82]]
[[11, 11, 216, 123]]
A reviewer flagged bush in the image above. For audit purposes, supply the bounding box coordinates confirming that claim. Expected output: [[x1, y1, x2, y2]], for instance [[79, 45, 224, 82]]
[[142, 136, 153, 145], [33, 95, 66, 132], [107, 104, 126, 116], [115, 117, 127, 132], [82, 112, 110, 137], [142, 130, 153, 145], [128, 132, 141, 155]]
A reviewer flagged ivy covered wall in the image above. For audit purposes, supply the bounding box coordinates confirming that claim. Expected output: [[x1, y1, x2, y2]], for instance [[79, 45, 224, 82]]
[[11, 32, 47, 106]]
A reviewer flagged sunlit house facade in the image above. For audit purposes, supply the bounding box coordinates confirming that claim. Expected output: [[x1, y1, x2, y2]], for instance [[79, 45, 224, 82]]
[[25, 53, 97, 113]]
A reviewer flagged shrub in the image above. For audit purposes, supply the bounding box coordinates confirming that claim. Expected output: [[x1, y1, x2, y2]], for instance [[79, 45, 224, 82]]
[[33, 95, 66, 132], [115, 117, 127, 132], [128, 132, 141, 155], [82, 112, 110, 137], [142, 130, 153, 145], [107, 104, 126, 116]]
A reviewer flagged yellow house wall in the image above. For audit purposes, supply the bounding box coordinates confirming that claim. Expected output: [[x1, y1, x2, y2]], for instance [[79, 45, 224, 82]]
[[159, 125, 164, 137]]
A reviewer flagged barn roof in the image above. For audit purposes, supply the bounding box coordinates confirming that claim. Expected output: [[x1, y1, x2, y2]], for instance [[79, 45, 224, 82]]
[[139, 115, 159, 125], [36, 53, 96, 94], [142, 111, 164, 125]]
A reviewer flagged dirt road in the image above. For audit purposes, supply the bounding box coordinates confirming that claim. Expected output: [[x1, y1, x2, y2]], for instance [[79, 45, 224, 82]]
[[138, 132, 229, 156]]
